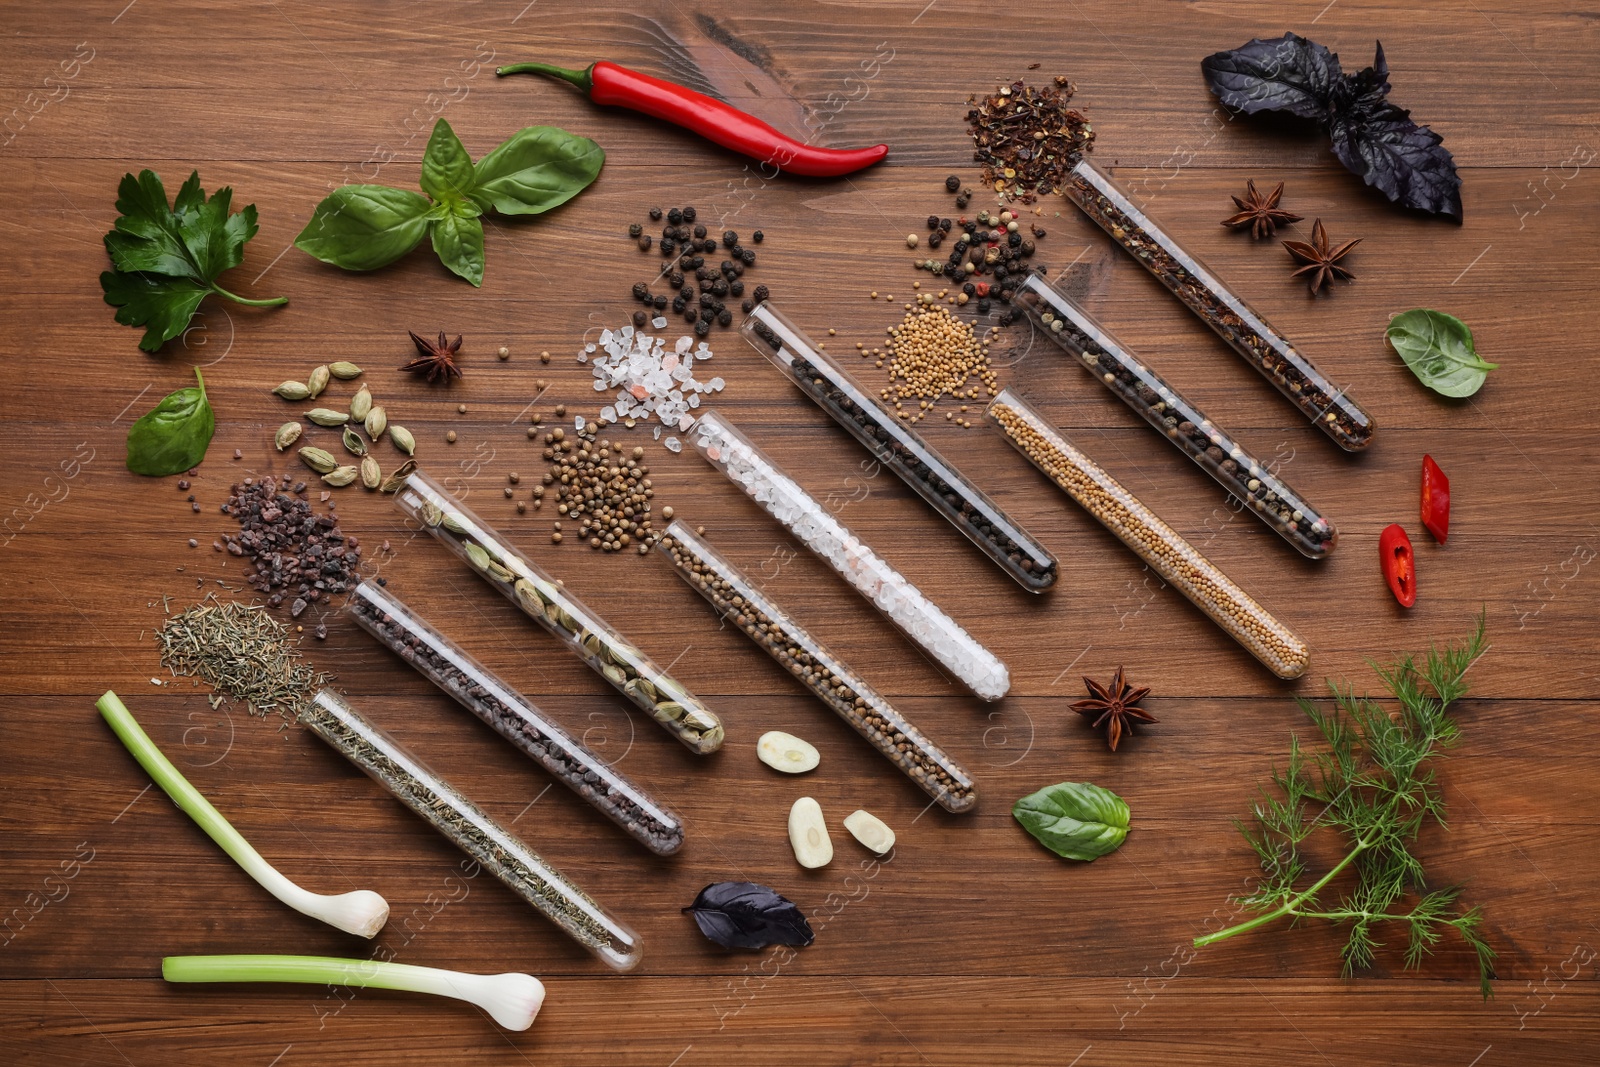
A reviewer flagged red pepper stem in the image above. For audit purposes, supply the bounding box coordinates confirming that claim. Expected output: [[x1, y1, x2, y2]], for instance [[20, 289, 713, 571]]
[[495, 61, 596, 93]]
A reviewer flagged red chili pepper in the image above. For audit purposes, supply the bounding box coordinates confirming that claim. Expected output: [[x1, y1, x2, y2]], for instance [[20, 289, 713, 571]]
[[1420, 454, 1450, 543], [497, 60, 889, 178], [1379, 524, 1417, 607]]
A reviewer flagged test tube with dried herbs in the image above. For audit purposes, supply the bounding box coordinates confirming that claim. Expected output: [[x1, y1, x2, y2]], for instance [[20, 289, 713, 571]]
[[348, 580, 685, 854], [393, 468, 724, 754], [1062, 158, 1375, 451], [300, 690, 643, 971], [659, 523, 977, 813], [1015, 274, 1339, 559], [988, 389, 1309, 679]]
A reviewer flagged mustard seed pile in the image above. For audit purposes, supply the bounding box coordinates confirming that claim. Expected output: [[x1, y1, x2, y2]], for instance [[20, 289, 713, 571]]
[[878, 304, 1000, 427]]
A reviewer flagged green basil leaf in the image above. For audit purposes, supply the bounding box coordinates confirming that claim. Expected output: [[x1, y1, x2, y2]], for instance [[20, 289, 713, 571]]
[[1387, 309, 1499, 398], [295, 186, 432, 270], [1013, 781, 1130, 861], [468, 126, 603, 216], [430, 213, 485, 287], [126, 368, 215, 476], [419, 119, 476, 206], [100, 270, 212, 352]]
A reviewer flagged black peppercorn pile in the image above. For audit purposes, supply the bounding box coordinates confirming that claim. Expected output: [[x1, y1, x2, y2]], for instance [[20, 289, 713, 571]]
[[628, 205, 768, 336], [221, 476, 361, 616]]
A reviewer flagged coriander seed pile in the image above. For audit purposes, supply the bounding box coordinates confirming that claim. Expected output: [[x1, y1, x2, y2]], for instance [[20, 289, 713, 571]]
[[880, 304, 1000, 425], [540, 420, 657, 553]]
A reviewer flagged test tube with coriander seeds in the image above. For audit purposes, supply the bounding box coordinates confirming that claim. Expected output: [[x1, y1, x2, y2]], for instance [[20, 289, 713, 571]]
[[1062, 156, 1375, 451], [1015, 274, 1338, 559], [741, 300, 1059, 591], [394, 468, 725, 753], [300, 690, 643, 971], [658, 522, 978, 813], [987, 389, 1309, 679], [348, 580, 685, 855]]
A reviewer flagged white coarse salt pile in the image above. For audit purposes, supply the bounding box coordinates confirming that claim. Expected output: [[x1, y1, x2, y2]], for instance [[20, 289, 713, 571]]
[[580, 325, 725, 439]]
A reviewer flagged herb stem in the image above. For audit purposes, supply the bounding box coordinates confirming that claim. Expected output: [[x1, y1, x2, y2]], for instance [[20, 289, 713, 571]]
[[1194, 839, 1369, 948], [209, 283, 289, 307]]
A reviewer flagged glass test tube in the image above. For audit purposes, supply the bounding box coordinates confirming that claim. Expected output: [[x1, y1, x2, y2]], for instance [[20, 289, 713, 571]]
[[349, 580, 685, 855], [301, 690, 643, 971], [394, 468, 724, 754], [658, 522, 978, 813], [741, 300, 1059, 591], [986, 390, 1309, 679], [1015, 274, 1339, 559], [691, 410, 1011, 702], [1063, 157, 1375, 451]]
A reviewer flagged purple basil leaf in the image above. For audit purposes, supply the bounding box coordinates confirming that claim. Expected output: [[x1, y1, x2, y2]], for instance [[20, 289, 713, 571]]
[[1329, 101, 1463, 220], [1200, 33, 1342, 120], [683, 881, 815, 951], [1332, 40, 1392, 115]]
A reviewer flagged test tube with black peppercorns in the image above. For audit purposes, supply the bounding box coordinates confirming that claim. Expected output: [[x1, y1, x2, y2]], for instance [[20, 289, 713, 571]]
[[1015, 275, 1339, 559], [393, 468, 725, 753], [1063, 157, 1375, 451], [741, 300, 1059, 590], [347, 580, 685, 855]]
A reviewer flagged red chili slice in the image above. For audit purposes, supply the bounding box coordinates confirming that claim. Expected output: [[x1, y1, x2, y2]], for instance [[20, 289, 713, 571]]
[[1379, 524, 1417, 607], [1420, 455, 1450, 543]]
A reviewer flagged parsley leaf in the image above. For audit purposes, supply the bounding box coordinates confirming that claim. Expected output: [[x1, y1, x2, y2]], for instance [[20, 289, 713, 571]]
[[100, 170, 287, 351]]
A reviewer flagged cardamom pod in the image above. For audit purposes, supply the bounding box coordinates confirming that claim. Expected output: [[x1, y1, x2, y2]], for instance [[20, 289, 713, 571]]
[[422, 501, 444, 527], [305, 408, 350, 427], [653, 701, 687, 723], [514, 578, 542, 611], [307, 364, 331, 399], [273, 380, 311, 401], [485, 560, 515, 583], [328, 361, 363, 380], [464, 542, 492, 571], [298, 446, 339, 474], [378, 459, 416, 493], [349, 384, 372, 422], [441, 513, 470, 536], [364, 405, 387, 439], [359, 454, 381, 490], [322, 465, 359, 487], [389, 424, 416, 455], [602, 663, 627, 686], [274, 422, 303, 451], [341, 425, 367, 457]]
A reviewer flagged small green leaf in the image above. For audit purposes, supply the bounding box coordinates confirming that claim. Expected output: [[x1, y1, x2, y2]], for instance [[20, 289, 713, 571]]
[[419, 119, 476, 207], [1387, 309, 1499, 398], [1013, 781, 1130, 861], [468, 126, 603, 216], [100, 270, 212, 352], [126, 368, 215, 476], [430, 213, 485, 287], [295, 186, 433, 271]]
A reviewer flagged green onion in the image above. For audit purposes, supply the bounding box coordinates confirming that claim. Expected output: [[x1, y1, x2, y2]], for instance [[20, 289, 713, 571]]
[[96, 690, 389, 938], [162, 955, 546, 1030]]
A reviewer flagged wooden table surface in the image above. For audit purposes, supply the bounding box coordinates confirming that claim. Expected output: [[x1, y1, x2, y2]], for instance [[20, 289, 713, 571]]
[[4, 2, 1598, 1064]]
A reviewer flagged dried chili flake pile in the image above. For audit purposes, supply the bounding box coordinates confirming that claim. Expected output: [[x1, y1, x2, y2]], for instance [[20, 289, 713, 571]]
[[965, 77, 1095, 202]]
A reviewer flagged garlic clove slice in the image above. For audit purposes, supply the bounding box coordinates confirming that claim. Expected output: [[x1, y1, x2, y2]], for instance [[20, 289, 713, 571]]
[[757, 730, 819, 774], [843, 809, 895, 855], [787, 796, 833, 868]]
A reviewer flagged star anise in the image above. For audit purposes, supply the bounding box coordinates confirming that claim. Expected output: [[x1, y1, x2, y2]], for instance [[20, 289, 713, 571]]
[[1070, 667, 1156, 751], [1221, 179, 1303, 239], [401, 330, 464, 384], [1282, 219, 1361, 295]]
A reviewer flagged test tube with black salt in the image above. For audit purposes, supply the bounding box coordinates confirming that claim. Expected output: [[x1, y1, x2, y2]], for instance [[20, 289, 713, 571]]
[[1015, 274, 1339, 559], [394, 468, 724, 754], [658, 522, 978, 813], [300, 690, 643, 971], [741, 300, 1059, 590], [1063, 156, 1375, 451], [348, 580, 685, 855], [691, 409, 1011, 702]]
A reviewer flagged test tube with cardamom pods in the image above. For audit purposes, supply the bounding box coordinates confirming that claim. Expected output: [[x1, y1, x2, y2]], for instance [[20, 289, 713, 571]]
[[394, 468, 724, 753], [300, 690, 643, 970], [691, 409, 1010, 701], [348, 580, 685, 855], [987, 390, 1309, 679], [741, 301, 1059, 592], [658, 522, 978, 813], [1062, 157, 1375, 451], [1015, 275, 1338, 559]]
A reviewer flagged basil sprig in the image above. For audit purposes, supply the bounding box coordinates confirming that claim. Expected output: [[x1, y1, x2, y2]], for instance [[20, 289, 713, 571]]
[[126, 368, 216, 476], [1387, 309, 1499, 397], [295, 121, 602, 287], [1013, 781, 1130, 862]]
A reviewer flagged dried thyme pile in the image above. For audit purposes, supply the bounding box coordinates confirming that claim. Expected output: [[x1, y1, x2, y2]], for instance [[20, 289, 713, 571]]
[[156, 597, 332, 721], [965, 77, 1095, 201]]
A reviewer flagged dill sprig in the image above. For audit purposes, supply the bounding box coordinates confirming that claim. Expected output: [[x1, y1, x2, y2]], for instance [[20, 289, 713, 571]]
[[1194, 611, 1497, 998]]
